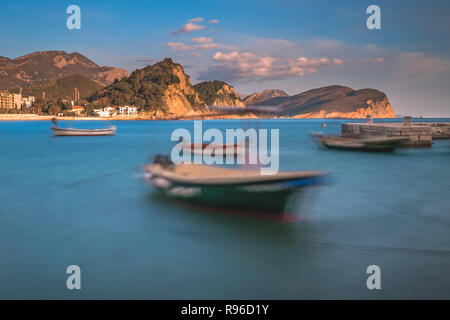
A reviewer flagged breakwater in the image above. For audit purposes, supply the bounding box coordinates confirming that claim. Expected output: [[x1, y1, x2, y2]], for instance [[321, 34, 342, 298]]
[[342, 116, 450, 147]]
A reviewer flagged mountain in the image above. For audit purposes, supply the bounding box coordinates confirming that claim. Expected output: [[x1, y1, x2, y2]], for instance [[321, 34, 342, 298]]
[[4, 52, 396, 119], [253, 85, 395, 118], [244, 89, 289, 106], [92, 58, 206, 115], [21, 74, 103, 100], [0, 51, 128, 89], [194, 80, 244, 107]]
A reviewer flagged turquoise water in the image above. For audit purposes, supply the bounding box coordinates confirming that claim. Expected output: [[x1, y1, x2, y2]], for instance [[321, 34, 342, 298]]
[[0, 119, 449, 299]]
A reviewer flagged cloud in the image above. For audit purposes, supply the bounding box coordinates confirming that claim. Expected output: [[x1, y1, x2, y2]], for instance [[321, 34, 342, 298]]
[[197, 51, 343, 81], [165, 42, 191, 51], [347, 57, 385, 65], [189, 17, 204, 22], [195, 43, 220, 50], [172, 22, 206, 36], [390, 52, 450, 79], [191, 52, 201, 57], [195, 43, 237, 51], [166, 38, 236, 52], [209, 19, 219, 24], [192, 37, 213, 43]]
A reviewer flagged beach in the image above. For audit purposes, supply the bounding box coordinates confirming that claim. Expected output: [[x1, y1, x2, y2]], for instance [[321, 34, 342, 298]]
[[0, 113, 260, 121], [0, 114, 143, 121]]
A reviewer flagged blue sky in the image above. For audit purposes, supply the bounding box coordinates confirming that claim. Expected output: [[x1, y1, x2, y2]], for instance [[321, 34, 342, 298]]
[[1, 0, 450, 116]]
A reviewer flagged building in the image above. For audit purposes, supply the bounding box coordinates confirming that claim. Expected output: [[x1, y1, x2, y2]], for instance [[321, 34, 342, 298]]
[[104, 106, 115, 113], [103, 106, 117, 116], [93, 109, 110, 118], [21, 96, 35, 108], [71, 106, 84, 115], [118, 105, 138, 115], [13, 94, 22, 109], [0, 91, 22, 109]]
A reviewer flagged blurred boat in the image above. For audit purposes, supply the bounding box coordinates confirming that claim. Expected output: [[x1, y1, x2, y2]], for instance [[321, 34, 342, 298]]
[[52, 127, 116, 136], [311, 133, 407, 152], [180, 142, 247, 156], [143, 155, 326, 214], [51, 118, 116, 136]]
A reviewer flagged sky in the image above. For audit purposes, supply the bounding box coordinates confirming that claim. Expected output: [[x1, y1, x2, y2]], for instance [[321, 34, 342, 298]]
[[1, 0, 450, 117]]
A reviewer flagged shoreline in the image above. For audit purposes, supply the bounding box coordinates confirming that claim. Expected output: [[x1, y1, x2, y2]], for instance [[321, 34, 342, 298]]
[[0, 114, 447, 121]]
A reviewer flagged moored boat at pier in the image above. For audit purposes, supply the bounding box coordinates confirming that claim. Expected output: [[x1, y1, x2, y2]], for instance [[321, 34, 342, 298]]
[[311, 133, 408, 152]]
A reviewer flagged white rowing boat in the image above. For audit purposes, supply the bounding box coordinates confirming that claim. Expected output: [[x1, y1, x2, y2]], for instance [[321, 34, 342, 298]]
[[51, 126, 116, 136], [50, 118, 116, 136]]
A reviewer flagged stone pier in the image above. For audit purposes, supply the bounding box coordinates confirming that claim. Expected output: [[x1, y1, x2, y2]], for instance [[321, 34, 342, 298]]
[[341, 116, 436, 147], [414, 122, 450, 139]]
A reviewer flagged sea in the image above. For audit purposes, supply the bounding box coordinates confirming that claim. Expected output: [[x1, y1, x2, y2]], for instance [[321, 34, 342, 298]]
[[0, 118, 449, 299]]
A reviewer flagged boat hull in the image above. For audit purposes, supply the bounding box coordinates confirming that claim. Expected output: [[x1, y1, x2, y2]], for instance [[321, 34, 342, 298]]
[[180, 142, 247, 157], [313, 134, 406, 152], [321, 142, 397, 152], [145, 170, 322, 214], [52, 126, 116, 136]]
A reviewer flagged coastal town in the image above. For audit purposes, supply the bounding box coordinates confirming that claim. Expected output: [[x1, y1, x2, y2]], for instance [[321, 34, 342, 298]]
[[0, 89, 139, 119], [0, 90, 35, 110]]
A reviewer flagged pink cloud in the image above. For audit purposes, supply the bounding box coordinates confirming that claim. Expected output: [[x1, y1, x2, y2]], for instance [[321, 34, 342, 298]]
[[192, 37, 213, 43], [197, 51, 343, 81], [165, 42, 191, 51], [195, 43, 220, 50], [391, 52, 450, 79], [172, 22, 206, 36], [209, 19, 219, 24], [189, 17, 204, 22], [166, 40, 235, 52]]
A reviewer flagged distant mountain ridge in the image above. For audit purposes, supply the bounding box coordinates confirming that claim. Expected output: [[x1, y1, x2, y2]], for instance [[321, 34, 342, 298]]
[[252, 85, 395, 118], [22, 74, 103, 100], [194, 80, 244, 107], [1, 51, 396, 119], [0, 51, 128, 89], [244, 89, 289, 106]]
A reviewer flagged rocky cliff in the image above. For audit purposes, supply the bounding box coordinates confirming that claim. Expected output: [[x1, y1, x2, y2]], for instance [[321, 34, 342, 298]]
[[93, 58, 207, 116], [0, 51, 128, 89], [93, 59, 248, 117], [244, 89, 289, 106], [253, 85, 395, 118], [194, 81, 245, 107]]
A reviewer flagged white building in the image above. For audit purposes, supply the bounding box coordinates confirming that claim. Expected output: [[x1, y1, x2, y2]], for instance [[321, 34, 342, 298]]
[[21, 96, 35, 108], [94, 109, 110, 118], [119, 105, 138, 115]]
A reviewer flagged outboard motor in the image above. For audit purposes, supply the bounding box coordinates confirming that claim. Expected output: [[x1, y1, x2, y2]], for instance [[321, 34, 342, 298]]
[[153, 154, 173, 165]]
